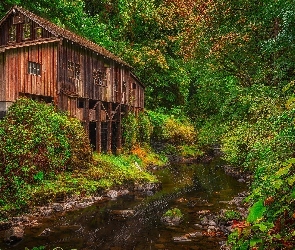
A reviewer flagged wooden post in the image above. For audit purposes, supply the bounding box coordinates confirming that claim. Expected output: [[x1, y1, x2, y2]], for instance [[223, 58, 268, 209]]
[[116, 104, 122, 154], [107, 102, 112, 154], [96, 101, 101, 153], [84, 98, 90, 140]]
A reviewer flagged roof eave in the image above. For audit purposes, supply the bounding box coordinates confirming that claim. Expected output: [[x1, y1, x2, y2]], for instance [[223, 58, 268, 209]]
[[0, 6, 133, 68], [131, 72, 145, 88], [15, 6, 131, 67], [0, 6, 15, 27]]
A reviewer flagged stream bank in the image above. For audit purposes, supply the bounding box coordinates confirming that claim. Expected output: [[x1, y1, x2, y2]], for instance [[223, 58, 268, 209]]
[[0, 156, 250, 250]]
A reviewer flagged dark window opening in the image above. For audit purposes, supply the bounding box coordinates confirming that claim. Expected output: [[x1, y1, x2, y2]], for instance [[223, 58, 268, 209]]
[[22, 19, 31, 40], [0, 111, 6, 119], [93, 69, 107, 86], [77, 98, 85, 108], [68, 61, 80, 80], [19, 93, 52, 103], [132, 83, 137, 89], [89, 100, 97, 109], [89, 122, 96, 150], [35, 26, 42, 39], [41, 96, 53, 103], [112, 103, 118, 111], [28, 61, 41, 76], [8, 25, 16, 43]]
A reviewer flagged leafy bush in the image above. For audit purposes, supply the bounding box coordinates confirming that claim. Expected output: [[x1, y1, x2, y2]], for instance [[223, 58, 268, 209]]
[[0, 98, 92, 206], [228, 159, 295, 249], [146, 110, 167, 139], [147, 110, 197, 145], [122, 112, 138, 151], [225, 85, 295, 248], [146, 110, 200, 158], [162, 118, 196, 145], [130, 146, 168, 167], [138, 111, 153, 144], [25, 247, 46, 250], [122, 111, 153, 151]]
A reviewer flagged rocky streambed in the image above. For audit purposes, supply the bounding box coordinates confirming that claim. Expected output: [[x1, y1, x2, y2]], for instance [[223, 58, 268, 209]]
[[0, 183, 161, 246], [0, 158, 249, 250]]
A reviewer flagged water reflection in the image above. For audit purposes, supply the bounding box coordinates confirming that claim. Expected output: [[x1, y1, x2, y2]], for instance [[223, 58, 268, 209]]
[[0, 159, 247, 250]]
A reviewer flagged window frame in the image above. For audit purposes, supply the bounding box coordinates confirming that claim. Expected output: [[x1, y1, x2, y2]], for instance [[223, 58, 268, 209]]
[[28, 61, 42, 76], [77, 98, 85, 109], [35, 26, 42, 39], [22, 17, 31, 40], [93, 69, 107, 86], [68, 61, 80, 80], [8, 25, 16, 43]]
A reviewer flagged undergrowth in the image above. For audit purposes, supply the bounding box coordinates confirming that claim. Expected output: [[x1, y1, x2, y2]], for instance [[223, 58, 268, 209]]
[[194, 81, 295, 248], [0, 148, 161, 219], [0, 99, 164, 220], [0, 99, 196, 220], [0, 98, 92, 212]]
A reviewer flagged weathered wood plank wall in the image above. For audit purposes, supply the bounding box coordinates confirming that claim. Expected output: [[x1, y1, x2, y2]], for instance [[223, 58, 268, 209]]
[[4, 44, 58, 100], [0, 6, 146, 153], [0, 53, 5, 101]]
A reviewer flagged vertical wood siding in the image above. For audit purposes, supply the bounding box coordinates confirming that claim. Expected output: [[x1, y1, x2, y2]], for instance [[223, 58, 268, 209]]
[[0, 13, 56, 46], [4, 43, 58, 102], [0, 53, 5, 101], [1, 7, 145, 153]]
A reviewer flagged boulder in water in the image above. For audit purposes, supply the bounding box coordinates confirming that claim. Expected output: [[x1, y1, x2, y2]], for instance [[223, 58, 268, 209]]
[[4, 226, 24, 244]]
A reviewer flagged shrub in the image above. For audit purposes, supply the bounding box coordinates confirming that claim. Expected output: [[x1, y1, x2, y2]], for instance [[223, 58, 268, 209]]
[[122, 112, 138, 151], [147, 110, 197, 146], [0, 98, 92, 205], [122, 111, 153, 151], [225, 85, 295, 248], [162, 118, 196, 145], [223, 210, 242, 220], [138, 111, 153, 144]]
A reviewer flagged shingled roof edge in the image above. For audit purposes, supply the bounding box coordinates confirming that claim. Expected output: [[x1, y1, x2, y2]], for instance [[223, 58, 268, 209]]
[[1, 5, 131, 68]]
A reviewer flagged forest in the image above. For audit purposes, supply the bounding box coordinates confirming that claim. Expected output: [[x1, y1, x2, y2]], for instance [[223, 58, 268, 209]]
[[1, 0, 295, 249]]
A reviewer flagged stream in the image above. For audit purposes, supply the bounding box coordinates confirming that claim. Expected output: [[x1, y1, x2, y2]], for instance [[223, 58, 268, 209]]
[[0, 158, 248, 250]]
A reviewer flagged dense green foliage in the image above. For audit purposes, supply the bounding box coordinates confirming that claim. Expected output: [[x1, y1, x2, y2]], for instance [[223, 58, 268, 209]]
[[25, 247, 45, 250], [122, 110, 200, 157], [1, 0, 295, 248], [147, 110, 200, 157], [122, 111, 153, 151], [0, 98, 92, 209], [0, 99, 160, 217]]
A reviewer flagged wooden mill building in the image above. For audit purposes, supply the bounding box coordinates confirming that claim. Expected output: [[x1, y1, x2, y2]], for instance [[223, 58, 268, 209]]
[[0, 6, 145, 153]]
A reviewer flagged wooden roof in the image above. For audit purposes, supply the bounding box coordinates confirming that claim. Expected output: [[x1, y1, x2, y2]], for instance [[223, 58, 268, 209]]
[[0, 6, 130, 67]]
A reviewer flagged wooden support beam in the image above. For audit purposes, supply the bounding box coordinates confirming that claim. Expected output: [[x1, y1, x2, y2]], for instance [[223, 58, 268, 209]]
[[84, 98, 90, 140], [107, 102, 112, 154], [116, 104, 122, 154], [0, 37, 61, 52], [96, 101, 101, 153]]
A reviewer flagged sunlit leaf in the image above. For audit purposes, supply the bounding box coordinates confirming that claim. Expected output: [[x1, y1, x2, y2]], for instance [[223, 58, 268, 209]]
[[247, 200, 266, 223], [250, 238, 263, 247]]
